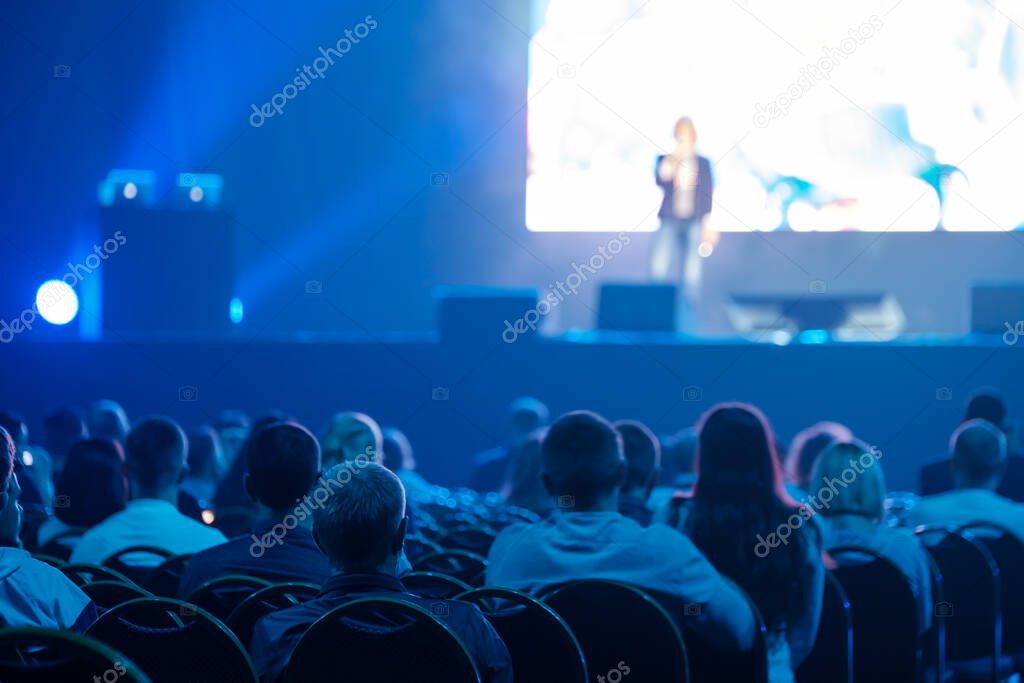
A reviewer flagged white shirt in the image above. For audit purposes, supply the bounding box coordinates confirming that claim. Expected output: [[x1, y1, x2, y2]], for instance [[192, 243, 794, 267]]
[[0, 547, 94, 630], [906, 488, 1024, 540], [71, 498, 226, 566]]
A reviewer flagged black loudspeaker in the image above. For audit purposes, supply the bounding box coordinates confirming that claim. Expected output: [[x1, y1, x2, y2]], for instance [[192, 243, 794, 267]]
[[435, 286, 539, 344], [597, 283, 679, 332], [971, 282, 1024, 335], [100, 207, 235, 337]]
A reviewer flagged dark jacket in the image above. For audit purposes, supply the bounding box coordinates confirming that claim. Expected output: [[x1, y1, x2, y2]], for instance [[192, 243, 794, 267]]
[[656, 154, 714, 221]]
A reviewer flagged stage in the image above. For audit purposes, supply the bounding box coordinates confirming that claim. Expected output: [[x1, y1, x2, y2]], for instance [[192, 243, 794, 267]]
[[9, 334, 1020, 492]]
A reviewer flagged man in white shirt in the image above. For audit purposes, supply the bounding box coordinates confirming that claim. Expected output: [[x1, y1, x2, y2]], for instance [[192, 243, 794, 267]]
[[0, 426, 96, 631], [72, 417, 225, 566], [486, 411, 756, 653], [908, 419, 1024, 539]]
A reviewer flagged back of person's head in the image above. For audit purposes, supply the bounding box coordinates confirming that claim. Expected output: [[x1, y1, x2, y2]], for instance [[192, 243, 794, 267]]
[[0, 412, 28, 449], [695, 403, 786, 502], [660, 427, 697, 486], [43, 408, 86, 461], [245, 421, 321, 512], [613, 420, 661, 497], [212, 412, 288, 511], [186, 427, 222, 482], [951, 419, 1007, 489], [810, 440, 885, 520], [785, 421, 854, 490], [508, 397, 550, 441], [56, 438, 128, 527], [502, 430, 551, 515], [541, 411, 624, 508], [313, 462, 406, 573], [125, 417, 187, 496], [963, 389, 1008, 432], [87, 399, 130, 443], [381, 427, 414, 473], [321, 412, 382, 467]]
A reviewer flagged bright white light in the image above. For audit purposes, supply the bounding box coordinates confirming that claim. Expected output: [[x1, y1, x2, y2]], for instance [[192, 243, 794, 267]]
[[122, 182, 138, 200], [35, 280, 79, 325], [697, 242, 713, 258], [189, 186, 204, 203]]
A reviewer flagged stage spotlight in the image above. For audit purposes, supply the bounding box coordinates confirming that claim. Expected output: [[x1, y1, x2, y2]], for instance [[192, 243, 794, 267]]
[[98, 169, 156, 206], [35, 279, 79, 325], [189, 186, 204, 202], [177, 173, 223, 208], [698, 242, 713, 258], [122, 182, 138, 200], [229, 297, 244, 324]]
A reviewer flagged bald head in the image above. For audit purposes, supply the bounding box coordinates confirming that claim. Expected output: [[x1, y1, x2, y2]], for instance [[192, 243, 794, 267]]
[[321, 412, 382, 468], [951, 419, 1007, 489]]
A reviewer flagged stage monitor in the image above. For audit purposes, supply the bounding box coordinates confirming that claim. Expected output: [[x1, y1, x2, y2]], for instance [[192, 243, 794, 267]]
[[525, 0, 1024, 233], [971, 282, 1024, 336], [726, 292, 905, 341], [597, 282, 678, 332]]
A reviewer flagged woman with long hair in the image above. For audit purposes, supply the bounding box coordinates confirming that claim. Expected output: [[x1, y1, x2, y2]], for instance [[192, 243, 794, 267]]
[[676, 403, 824, 683]]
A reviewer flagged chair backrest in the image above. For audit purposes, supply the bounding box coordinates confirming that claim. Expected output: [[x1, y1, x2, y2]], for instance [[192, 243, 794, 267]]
[[829, 545, 921, 681], [543, 580, 689, 682], [86, 597, 257, 683], [915, 527, 1000, 673], [225, 583, 321, 649], [0, 627, 152, 683], [62, 563, 137, 587], [402, 571, 473, 599], [142, 554, 193, 598], [795, 571, 853, 683], [38, 528, 86, 561], [680, 579, 769, 683], [413, 550, 487, 586], [32, 554, 67, 569], [102, 546, 176, 585], [440, 526, 498, 556], [284, 597, 481, 683], [458, 587, 587, 683], [404, 535, 443, 563], [959, 522, 1024, 654], [81, 581, 154, 611], [185, 575, 272, 621]]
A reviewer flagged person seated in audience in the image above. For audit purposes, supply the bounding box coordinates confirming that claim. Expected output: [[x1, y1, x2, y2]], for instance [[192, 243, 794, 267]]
[[0, 411, 52, 512], [499, 430, 553, 517], [382, 427, 433, 502], [35, 438, 128, 551], [648, 426, 697, 513], [674, 403, 824, 683], [87, 399, 130, 444], [0, 427, 98, 631], [486, 410, 756, 652], [42, 407, 87, 476], [470, 397, 549, 492], [784, 421, 853, 500], [181, 427, 222, 509], [249, 463, 512, 682], [613, 420, 661, 526], [213, 411, 291, 515], [178, 421, 332, 598], [213, 409, 251, 476], [811, 440, 932, 633], [320, 411, 382, 468], [920, 388, 1024, 501], [71, 417, 226, 566], [908, 418, 1024, 537]]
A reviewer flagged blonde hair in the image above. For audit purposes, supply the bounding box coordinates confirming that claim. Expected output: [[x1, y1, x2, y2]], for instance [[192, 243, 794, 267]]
[[810, 441, 885, 520]]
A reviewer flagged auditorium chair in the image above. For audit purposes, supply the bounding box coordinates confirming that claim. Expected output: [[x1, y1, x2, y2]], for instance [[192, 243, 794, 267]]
[[413, 549, 487, 586], [401, 571, 473, 599], [184, 575, 272, 621], [284, 597, 481, 683], [543, 579, 689, 681], [458, 587, 587, 683], [828, 546, 921, 681], [142, 553, 193, 597], [439, 525, 498, 556], [403, 534, 443, 563], [62, 562, 137, 587], [0, 627, 152, 683], [959, 523, 1024, 661], [101, 545, 175, 585], [37, 527, 86, 561], [31, 553, 67, 568], [86, 597, 257, 683], [225, 582, 321, 649], [795, 571, 853, 683], [81, 580, 154, 612], [679, 579, 769, 683]]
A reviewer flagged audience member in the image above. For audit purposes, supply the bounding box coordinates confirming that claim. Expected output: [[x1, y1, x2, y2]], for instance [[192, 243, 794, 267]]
[[42, 408, 87, 474], [71, 417, 226, 566], [213, 411, 291, 518], [486, 410, 756, 652], [499, 430, 552, 517], [649, 426, 697, 513], [181, 427, 222, 508], [87, 399, 130, 444], [784, 421, 853, 498], [470, 397, 549, 492], [678, 404, 823, 682], [909, 418, 1024, 538], [213, 409, 251, 475], [320, 411, 382, 469], [613, 420, 661, 526], [249, 463, 512, 682], [381, 426, 432, 502], [35, 438, 128, 550], [178, 421, 332, 598], [0, 427, 98, 631], [0, 411, 51, 510], [811, 440, 932, 632]]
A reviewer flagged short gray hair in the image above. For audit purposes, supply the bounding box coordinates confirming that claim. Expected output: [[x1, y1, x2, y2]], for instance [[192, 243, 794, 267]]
[[312, 462, 406, 571]]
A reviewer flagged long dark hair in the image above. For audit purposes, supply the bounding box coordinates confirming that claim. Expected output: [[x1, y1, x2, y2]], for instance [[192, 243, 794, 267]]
[[685, 403, 814, 630]]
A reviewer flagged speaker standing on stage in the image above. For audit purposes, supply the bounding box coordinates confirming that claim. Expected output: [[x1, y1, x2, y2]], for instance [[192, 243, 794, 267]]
[[651, 117, 717, 299]]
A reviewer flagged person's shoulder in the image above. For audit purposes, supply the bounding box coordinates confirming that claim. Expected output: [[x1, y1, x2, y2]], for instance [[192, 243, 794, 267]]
[[22, 554, 89, 599], [175, 512, 228, 540]]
